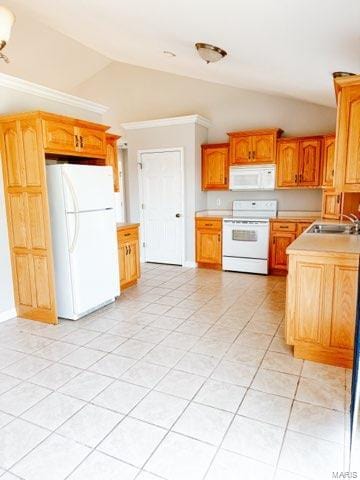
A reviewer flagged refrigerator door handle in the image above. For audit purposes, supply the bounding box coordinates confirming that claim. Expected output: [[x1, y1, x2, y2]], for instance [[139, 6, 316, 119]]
[[63, 171, 80, 253]]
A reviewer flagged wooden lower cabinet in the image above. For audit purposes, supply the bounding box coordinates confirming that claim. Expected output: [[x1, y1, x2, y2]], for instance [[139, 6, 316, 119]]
[[117, 224, 140, 290], [285, 252, 357, 368], [196, 218, 222, 269], [269, 219, 312, 275], [270, 232, 296, 273]]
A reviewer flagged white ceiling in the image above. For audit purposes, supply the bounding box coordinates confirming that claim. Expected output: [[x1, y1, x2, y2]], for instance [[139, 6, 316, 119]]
[[5, 0, 360, 106]]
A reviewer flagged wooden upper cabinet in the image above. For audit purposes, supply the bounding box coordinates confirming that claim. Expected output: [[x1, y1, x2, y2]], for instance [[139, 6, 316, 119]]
[[41, 114, 108, 159], [276, 140, 299, 187], [333, 77, 360, 192], [230, 135, 252, 164], [201, 143, 229, 190], [105, 134, 120, 192], [276, 136, 322, 188], [228, 128, 282, 165], [322, 135, 336, 187], [299, 139, 322, 186], [42, 120, 76, 154], [252, 135, 274, 163], [78, 126, 106, 157]]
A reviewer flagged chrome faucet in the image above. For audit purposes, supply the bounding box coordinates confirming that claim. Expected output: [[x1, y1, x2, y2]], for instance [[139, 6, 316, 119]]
[[341, 213, 360, 233]]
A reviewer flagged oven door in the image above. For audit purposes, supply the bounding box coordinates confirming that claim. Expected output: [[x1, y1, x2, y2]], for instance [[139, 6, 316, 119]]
[[223, 220, 270, 259]]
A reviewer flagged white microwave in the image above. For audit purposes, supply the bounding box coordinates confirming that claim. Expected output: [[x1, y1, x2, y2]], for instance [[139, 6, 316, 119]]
[[229, 165, 276, 191]]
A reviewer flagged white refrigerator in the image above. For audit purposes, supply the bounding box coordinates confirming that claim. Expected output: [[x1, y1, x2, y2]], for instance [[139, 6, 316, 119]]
[[46, 164, 120, 320]]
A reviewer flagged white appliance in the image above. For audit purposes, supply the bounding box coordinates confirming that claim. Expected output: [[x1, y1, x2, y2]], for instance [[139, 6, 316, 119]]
[[229, 165, 275, 191], [223, 200, 277, 274], [46, 164, 120, 320]]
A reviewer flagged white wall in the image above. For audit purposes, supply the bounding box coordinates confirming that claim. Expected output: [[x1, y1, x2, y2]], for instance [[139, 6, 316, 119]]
[[0, 86, 103, 321], [72, 61, 336, 216], [72, 61, 337, 141], [207, 189, 323, 212], [125, 122, 207, 264]]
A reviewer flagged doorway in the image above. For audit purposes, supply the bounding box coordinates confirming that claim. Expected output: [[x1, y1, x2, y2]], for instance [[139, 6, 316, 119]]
[[138, 148, 184, 265]]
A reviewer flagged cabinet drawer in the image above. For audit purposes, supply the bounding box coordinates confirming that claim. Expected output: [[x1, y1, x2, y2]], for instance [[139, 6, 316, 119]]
[[118, 227, 138, 244], [196, 218, 222, 230], [272, 222, 296, 232]]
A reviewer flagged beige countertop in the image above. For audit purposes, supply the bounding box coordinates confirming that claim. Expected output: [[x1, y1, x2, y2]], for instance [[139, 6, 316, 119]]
[[195, 210, 320, 221], [287, 227, 360, 256], [116, 222, 140, 230]]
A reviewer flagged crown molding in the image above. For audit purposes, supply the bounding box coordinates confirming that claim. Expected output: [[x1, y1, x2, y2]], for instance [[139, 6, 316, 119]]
[[122, 114, 211, 130], [0, 73, 108, 115]]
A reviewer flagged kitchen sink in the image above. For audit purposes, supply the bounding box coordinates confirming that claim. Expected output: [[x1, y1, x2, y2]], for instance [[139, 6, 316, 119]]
[[308, 223, 357, 234]]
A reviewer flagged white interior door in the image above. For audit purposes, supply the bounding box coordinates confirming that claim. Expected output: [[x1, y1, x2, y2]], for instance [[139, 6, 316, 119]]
[[140, 149, 183, 265]]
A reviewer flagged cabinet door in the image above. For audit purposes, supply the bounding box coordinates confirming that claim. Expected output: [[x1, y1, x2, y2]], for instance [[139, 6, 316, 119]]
[[42, 120, 76, 154], [127, 240, 140, 282], [106, 137, 119, 192], [322, 190, 342, 219], [336, 85, 360, 191], [328, 265, 357, 350], [270, 232, 296, 271], [276, 141, 299, 187], [293, 260, 327, 345], [119, 244, 127, 285], [230, 136, 252, 164], [296, 222, 311, 237], [299, 139, 321, 186], [196, 229, 221, 264], [78, 127, 106, 157], [201, 145, 229, 190], [252, 134, 275, 163], [0, 118, 57, 324], [322, 136, 336, 187]]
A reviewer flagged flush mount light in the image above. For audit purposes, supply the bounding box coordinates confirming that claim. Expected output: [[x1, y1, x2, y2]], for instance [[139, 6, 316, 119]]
[[0, 5, 15, 63], [195, 42, 227, 64], [332, 71, 355, 79], [163, 50, 176, 57]]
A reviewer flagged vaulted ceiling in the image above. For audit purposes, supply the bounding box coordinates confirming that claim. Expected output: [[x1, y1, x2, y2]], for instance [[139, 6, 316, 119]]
[[1, 0, 359, 106]]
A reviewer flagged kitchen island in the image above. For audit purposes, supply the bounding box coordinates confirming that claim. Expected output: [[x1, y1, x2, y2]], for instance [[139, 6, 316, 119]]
[[285, 224, 360, 367]]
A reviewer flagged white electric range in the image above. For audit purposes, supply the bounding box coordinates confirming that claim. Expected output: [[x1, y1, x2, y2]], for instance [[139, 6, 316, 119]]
[[222, 200, 277, 275]]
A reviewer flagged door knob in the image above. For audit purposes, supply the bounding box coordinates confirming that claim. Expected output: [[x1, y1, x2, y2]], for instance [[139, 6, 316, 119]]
[[175, 213, 181, 218]]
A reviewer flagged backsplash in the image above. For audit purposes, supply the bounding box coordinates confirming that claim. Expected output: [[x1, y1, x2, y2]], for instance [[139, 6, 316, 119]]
[[206, 189, 322, 212]]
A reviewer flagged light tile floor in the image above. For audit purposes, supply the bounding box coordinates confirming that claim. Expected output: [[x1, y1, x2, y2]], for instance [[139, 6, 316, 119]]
[[0, 264, 351, 480]]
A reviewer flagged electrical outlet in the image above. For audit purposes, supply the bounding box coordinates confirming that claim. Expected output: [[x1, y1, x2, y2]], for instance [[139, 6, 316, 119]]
[[216, 198, 221, 207]]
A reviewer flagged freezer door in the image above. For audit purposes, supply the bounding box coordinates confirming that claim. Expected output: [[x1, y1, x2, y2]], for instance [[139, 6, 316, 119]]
[[61, 164, 114, 213], [66, 208, 119, 317]]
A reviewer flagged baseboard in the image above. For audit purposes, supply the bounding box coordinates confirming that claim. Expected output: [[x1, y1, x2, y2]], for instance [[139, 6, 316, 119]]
[[183, 261, 197, 268], [0, 307, 17, 324]]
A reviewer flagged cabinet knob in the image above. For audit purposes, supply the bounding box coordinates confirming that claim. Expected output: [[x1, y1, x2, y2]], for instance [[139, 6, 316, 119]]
[[175, 213, 181, 218]]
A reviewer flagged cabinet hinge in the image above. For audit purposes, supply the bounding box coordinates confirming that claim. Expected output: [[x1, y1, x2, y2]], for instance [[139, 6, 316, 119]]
[[138, 162, 143, 169], [142, 242, 145, 248], [141, 203, 145, 210]]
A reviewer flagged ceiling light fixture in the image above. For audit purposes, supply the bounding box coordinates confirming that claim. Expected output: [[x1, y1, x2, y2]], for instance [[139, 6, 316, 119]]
[[0, 5, 15, 63], [195, 43, 227, 64], [163, 50, 176, 57]]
